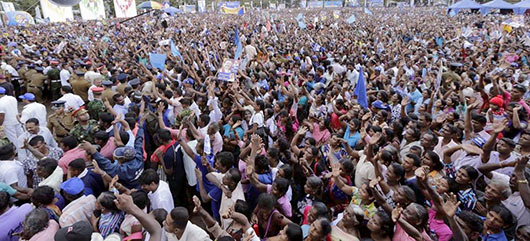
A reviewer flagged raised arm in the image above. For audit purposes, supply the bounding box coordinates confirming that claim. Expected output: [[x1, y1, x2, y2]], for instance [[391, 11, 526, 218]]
[[114, 193, 162, 241], [441, 193, 467, 241], [464, 102, 479, 141], [392, 206, 423, 241], [515, 156, 530, 209]]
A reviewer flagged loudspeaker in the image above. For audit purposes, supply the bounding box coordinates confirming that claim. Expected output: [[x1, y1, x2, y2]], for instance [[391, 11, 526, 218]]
[[48, 0, 82, 7]]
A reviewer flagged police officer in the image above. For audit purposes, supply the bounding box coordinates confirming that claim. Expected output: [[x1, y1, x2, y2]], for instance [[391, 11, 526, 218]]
[[86, 87, 106, 120], [102, 80, 117, 106], [47, 61, 61, 100], [71, 70, 91, 102], [70, 107, 99, 144], [129, 78, 141, 92], [115, 73, 129, 96], [27, 66, 47, 103], [47, 100, 75, 142]]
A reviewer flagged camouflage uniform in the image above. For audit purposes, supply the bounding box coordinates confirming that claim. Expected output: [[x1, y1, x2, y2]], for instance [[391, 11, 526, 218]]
[[86, 99, 106, 120], [70, 119, 100, 144]]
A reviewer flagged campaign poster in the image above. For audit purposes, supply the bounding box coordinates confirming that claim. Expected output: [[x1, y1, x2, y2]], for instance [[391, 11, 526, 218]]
[[40, 0, 74, 22], [80, 0, 106, 20], [114, 0, 137, 18]]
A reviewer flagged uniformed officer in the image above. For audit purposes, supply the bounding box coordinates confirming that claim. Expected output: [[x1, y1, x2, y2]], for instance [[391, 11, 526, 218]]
[[23, 64, 37, 89], [129, 78, 141, 92], [115, 73, 129, 96], [102, 80, 117, 106], [86, 87, 106, 120], [71, 70, 91, 102], [70, 107, 99, 144], [27, 66, 47, 102], [47, 100, 75, 142], [47, 61, 61, 100]]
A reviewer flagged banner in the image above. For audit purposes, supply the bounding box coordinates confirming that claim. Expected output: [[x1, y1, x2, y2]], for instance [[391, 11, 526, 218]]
[[300, 0, 307, 8], [218, 59, 241, 82], [345, 0, 359, 7], [35, 6, 42, 20], [3, 11, 34, 26], [370, 0, 384, 6], [220, 2, 244, 15], [219, 1, 240, 9], [114, 0, 137, 18], [308, 1, 324, 8], [198, 0, 206, 12], [183, 5, 196, 13], [40, 0, 74, 22], [1, 1, 15, 12], [324, 1, 343, 7], [80, 0, 105, 20]]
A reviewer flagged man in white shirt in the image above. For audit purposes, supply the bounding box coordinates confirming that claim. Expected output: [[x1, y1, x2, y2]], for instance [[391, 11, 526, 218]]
[[0, 144, 28, 191], [58, 86, 85, 111], [0, 87, 22, 145], [164, 207, 211, 241], [17, 118, 57, 162], [139, 169, 174, 213], [19, 93, 47, 127], [59, 63, 71, 87], [245, 40, 257, 60]]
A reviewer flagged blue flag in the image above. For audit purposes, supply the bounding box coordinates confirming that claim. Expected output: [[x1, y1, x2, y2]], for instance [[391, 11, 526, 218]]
[[234, 29, 242, 60], [364, 8, 373, 16], [354, 67, 368, 108], [480, 8, 489, 16], [170, 40, 184, 63], [449, 9, 458, 17], [149, 53, 167, 70], [347, 14, 356, 24], [296, 13, 304, 21], [298, 19, 306, 29]]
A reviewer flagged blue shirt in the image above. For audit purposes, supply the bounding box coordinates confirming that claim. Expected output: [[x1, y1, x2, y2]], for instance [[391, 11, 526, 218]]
[[482, 230, 508, 241], [343, 126, 360, 148], [92, 127, 145, 189]]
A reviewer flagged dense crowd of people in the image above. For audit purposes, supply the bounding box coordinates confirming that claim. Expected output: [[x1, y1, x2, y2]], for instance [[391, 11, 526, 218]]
[[0, 6, 529, 241]]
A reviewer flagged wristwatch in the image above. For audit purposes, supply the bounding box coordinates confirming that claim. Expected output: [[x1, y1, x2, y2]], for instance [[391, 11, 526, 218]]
[[517, 179, 529, 184]]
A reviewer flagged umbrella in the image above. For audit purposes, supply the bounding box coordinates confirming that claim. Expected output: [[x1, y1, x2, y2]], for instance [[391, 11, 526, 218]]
[[164, 7, 182, 16], [137, 1, 164, 9]]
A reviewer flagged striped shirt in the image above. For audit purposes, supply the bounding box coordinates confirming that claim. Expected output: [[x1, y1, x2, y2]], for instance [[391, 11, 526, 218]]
[[59, 195, 96, 227]]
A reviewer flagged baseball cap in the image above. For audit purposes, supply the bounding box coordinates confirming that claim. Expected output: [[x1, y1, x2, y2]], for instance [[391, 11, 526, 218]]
[[19, 93, 35, 101], [54, 221, 93, 241], [60, 177, 85, 195], [113, 146, 136, 160]]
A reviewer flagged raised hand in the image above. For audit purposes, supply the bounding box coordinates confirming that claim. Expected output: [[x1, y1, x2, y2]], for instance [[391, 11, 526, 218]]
[[492, 119, 508, 134], [391, 205, 403, 222], [92, 160, 103, 175], [192, 195, 202, 214], [298, 126, 308, 136], [113, 193, 136, 213], [515, 155, 530, 173], [442, 193, 460, 218], [369, 132, 383, 145]]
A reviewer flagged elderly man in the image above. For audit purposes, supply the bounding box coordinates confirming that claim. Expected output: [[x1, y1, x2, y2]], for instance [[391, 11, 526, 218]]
[[79, 120, 145, 189], [17, 118, 57, 162]]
